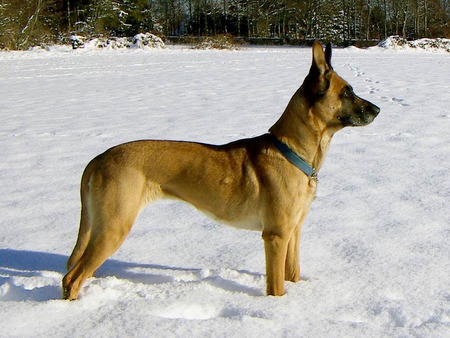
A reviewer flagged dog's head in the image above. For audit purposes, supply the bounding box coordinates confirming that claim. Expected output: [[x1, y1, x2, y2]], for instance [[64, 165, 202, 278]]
[[303, 41, 380, 129]]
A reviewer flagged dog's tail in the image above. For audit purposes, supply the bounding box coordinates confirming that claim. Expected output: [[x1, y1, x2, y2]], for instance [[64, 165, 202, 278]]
[[66, 160, 96, 271]]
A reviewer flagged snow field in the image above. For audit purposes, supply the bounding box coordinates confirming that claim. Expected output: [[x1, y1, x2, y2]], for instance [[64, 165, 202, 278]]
[[0, 46, 449, 337]]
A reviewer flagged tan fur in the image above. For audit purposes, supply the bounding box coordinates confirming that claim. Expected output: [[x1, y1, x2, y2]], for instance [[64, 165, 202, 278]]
[[63, 41, 379, 300]]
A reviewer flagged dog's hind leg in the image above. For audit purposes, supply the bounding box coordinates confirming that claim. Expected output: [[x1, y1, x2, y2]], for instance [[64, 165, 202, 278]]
[[63, 225, 132, 300], [63, 169, 159, 300], [66, 160, 98, 271], [66, 203, 90, 271], [62, 199, 140, 300]]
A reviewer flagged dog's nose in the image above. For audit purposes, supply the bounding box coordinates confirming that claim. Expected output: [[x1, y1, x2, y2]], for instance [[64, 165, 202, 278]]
[[372, 104, 380, 115]]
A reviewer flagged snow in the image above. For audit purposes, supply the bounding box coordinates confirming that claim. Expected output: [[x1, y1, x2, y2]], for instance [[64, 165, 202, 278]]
[[69, 33, 165, 50], [0, 45, 449, 337], [375, 35, 450, 53]]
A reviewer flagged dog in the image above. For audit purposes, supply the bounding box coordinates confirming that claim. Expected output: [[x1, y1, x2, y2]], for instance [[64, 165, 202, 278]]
[[63, 41, 380, 300]]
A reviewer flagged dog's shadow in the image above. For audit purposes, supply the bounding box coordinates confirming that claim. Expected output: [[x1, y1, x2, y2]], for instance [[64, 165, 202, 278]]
[[0, 249, 263, 301]]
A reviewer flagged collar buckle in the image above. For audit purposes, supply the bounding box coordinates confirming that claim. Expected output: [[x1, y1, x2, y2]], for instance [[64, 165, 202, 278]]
[[311, 170, 318, 182]]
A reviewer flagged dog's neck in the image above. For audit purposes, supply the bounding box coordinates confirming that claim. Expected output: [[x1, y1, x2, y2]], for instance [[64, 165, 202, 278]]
[[269, 87, 337, 173]]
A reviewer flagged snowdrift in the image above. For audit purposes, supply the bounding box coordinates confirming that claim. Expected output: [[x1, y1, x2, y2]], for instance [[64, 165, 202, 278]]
[[69, 33, 165, 50], [377, 35, 450, 52]]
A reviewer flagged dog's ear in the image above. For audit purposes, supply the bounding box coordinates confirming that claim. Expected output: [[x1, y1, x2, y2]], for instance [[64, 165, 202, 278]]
[[311, 41, 328, 74], [305, 41, 332, 99], [325, 42, 332, 68]]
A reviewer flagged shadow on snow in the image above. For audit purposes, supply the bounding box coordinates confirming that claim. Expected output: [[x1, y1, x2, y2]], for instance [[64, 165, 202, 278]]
[[0, 249, 263, 302]]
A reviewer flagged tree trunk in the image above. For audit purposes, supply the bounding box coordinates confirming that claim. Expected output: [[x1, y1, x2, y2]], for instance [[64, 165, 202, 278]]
[[67, 0, 71, 32], [423, 0, 428, 36], [223, 0, 227, 34], [402, 1, 409, 38], [366, 2, 372, 41], [19, 0, 44, 48]]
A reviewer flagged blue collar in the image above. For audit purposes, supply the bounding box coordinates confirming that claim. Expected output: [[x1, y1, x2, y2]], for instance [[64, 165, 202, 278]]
[[269, 134, 318, 181]]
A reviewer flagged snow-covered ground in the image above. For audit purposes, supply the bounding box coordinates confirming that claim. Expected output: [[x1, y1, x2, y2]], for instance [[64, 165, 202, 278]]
[[376, 35, 450, 53], [0, 45, 449, 337]]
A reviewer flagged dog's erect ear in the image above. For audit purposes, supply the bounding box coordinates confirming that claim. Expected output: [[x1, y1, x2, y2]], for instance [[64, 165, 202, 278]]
[[305, 41, 332, 99], [325, 42, 332, 68], [311, 41, 328, 74]]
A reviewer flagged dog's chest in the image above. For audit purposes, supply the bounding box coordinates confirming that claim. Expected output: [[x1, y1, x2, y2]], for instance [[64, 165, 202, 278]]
[[200, 208, 263, 231]]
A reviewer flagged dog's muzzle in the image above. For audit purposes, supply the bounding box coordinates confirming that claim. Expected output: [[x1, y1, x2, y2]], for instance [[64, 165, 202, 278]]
[[338, 100, 380, 127]]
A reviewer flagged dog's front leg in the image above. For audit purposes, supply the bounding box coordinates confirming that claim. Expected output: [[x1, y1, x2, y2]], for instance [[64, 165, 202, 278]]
[[285, 224, 301, 283], [262, 230, 290, 296]]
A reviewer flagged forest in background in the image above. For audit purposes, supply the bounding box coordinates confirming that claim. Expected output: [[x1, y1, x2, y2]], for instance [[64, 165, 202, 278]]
[[0, 0, 449, 50]]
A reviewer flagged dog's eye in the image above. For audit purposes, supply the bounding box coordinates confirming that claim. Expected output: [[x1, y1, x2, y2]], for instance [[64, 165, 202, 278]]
[[343, 88, 353, 98]]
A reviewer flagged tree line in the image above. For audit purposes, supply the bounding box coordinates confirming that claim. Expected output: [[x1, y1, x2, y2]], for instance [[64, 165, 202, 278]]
[[0, 0, 449, 49]]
